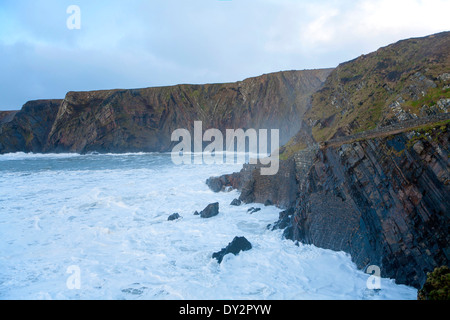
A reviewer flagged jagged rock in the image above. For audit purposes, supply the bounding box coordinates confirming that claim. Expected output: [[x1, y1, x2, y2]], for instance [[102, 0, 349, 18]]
[[230, 199, 241, 206], [247, 207, 261, 214], [264, 200, 273, 206], [0, 100, 62, 154], [168, 213, 181, 221], [206, 177, 223, 193], [271, 208, 295, 231], [209, 158, 299, 209], [212, 236, 252, 264], [193, 211, 199, 215], [0, 69, 332, 155], [285, 125, 450, 289], [206, 172, 242, 193], [305, 32, 449, 142], [200, 202, 219, 218]]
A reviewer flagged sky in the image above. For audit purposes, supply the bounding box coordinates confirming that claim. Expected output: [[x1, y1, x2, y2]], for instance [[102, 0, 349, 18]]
[[0, 0, 449, 110]]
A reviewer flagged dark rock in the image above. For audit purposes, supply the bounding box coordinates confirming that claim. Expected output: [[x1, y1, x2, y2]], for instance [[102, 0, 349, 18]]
[[230, 199, 242, 206], [200, 202, 219, 218], [206, 177, 223, 193], [212, 236, 252, 264], [284, 125, 450, 289], [31, 69, 331, 154], [193, 211, 199, 215], [168, 213, 181, 221], [271, 208, 294, 231], [209, 158, 299, 209], [247, 207, 261, 214], [0, 100, 62, 154], [264, 200, 273, 206]]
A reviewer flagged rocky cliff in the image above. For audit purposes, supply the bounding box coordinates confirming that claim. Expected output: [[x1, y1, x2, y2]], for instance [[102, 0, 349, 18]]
[[207, 32, 450, 289], [305, 31, 449, 143], [0, 100, 62, 154], [289, 121, 449, 289], [0, 69, 332, 154]]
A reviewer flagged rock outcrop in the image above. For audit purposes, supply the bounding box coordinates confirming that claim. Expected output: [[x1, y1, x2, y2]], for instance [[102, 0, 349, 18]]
[[210, 121, 449, 289], [207, 32, 450, 289], [168, 213, 181, 221], [305, 31, 450, 144], [0, 100, 62, 154], [0, 69, 332, 155], [207, 157, 299, 209], [199, 202, 220, 219], [212, 236, 252, 264]]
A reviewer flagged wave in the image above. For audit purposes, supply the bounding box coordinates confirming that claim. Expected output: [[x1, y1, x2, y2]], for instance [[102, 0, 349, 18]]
[[0, 151, 169, 161]]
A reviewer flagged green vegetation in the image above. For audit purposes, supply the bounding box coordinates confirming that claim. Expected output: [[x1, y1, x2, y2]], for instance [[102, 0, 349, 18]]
[[404, 87, 450, 114], [306, 32, 450, 143], [406, 120, 450, 149], [418, 266, 450, 300], [279, 138, 307, 160]]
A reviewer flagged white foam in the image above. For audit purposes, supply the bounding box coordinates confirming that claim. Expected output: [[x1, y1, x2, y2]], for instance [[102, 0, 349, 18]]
[[0, 154, 417, 300]]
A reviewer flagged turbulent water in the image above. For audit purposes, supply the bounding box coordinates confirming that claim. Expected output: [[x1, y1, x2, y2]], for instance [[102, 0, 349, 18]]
[[0, 153, 417, 300]]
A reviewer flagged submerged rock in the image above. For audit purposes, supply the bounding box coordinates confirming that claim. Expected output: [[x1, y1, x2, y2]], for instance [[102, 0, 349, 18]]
[[200, 202, 219, 218], [168, 213, 181, 221], [230, 199, 242, 206], [247, 207, 261, 214], [212, 236, 252, 264]]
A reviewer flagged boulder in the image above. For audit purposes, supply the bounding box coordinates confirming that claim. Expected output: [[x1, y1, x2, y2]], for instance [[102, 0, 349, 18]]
[[205, 177, 223, 193], [168, 213, 181, 221], [200, 202, 219, 218], [230, 199, 242, 206], [212, 236, 252, 264]]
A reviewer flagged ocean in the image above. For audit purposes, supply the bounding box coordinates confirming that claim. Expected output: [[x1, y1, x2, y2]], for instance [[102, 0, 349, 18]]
[[0, 152, 417, 299]]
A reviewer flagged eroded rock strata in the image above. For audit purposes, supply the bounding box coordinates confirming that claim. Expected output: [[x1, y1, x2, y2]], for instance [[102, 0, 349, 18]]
[[207, 32, 450, 289], [209, 122, 449, 289], [0, 69, 332, 154]]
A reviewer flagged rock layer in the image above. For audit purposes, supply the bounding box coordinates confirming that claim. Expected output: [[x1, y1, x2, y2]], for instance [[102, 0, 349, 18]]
[[0, 100, 62, 154], [207, 32, 450, 289], [210, 122, 449, 289], [1, 70, 332, 154]]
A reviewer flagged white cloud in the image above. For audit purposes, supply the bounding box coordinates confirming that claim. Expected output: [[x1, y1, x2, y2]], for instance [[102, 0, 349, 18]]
[[265, 0, 450, 56], [1, 0, 449, 110]]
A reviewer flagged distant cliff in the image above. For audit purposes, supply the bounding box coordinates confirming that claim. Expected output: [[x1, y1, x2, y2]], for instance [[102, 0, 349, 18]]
[[0, 69, 332, 154], [0, 100, 62, 154], [207, 32, 450, 289]]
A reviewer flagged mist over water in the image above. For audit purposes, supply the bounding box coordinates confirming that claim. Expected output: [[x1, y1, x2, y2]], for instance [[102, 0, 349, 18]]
[[0, 153, 416, 300]]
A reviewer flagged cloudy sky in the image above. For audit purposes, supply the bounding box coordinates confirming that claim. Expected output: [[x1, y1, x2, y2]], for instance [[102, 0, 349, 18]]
[[0, 0, 449, 110]]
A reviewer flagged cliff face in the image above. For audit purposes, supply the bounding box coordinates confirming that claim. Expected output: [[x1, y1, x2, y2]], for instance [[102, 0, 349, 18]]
[[288, 122, 450, 289], [209, 120, 449, 289], [41, 69, 331, 154], [0, 100, 62, 154], [303, 31, 450, 145], [207, 32, 450, 289]]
